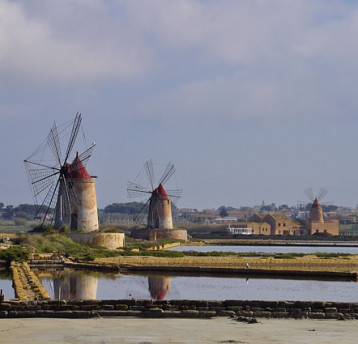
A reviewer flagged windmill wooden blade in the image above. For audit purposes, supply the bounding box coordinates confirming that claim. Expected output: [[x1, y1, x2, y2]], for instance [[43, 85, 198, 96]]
[[47, 122, 62, 165], [127, 181, 152, 198], [62, 177, 79, 214], [34, 176, 60, 226], [304, 187, 314, 201], [317, 188, 328, 201], [77, 143, 95, 167], [64, 113, 82, 164], [165, 189, 183, 205], [24, 160, 60, 206], [158, 162, 176, 186], [133, 198, 151, 223], [144, 160, 155, 190]]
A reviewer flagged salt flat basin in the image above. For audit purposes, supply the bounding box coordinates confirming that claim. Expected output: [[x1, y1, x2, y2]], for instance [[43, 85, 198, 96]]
[[37, 269, 358, 302], [170, 245, 358, 254]]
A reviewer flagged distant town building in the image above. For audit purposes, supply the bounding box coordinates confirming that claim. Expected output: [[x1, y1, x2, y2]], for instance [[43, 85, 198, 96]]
[[248, 213, 302, 235], [243, 199, 340, 236], [227, 222, 271, 235], [212, 216, 237, 224]]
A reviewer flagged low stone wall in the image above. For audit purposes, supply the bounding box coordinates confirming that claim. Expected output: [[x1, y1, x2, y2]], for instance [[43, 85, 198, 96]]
[[0, 299, 358, 319], [67, 233, 125, 250], [10, 262, 50, 301], [149, 229, 187, 241]]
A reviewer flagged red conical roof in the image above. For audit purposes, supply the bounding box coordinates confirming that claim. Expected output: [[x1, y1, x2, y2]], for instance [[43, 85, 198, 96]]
[[312, 198, 321, 208], [70, 153, 90, 179], [155, 183, 168, 197]]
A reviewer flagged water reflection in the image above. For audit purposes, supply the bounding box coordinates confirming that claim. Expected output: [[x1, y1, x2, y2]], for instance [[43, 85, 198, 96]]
[[39, 270, 99, 300], [53, 272, 98, 300], [38, 269, 358, 302], [148, 276, 170, 300]]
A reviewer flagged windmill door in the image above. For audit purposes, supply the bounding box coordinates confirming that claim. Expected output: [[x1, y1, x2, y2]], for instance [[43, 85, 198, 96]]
[[71, 214, 78, 231]]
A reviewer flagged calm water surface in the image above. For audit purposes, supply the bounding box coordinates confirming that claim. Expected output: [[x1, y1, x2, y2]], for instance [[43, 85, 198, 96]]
[[0, 269, 15, 299], [37, 270, 358, 302], [171, 245, 358, 254]]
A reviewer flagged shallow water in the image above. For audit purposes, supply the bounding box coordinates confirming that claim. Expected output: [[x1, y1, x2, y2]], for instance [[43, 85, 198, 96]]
[[0, 269, 15, 299], [170, 245, 358, 255], [37, 270, 358, 302]]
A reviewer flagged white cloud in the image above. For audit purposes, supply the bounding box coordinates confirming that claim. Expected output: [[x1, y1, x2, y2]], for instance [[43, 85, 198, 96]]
[[2, 0, 358, 122], [125, 0, 358, 122], [0, 0, 156, 83]]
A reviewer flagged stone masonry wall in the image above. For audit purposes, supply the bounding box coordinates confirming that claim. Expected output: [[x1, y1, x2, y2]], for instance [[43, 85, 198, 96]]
[[1, 299, 358, 319]]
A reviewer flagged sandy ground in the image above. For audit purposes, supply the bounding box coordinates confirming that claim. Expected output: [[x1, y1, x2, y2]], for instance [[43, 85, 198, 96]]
[[0, 317, 357, 344]]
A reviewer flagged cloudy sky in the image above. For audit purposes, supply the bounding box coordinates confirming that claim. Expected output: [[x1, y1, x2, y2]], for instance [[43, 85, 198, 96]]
[[1, 0, 358, 210]]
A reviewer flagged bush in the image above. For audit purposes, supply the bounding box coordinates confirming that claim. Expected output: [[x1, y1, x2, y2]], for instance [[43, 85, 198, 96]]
[[14, 218, 27, 226], [0, 246, 29, 263]]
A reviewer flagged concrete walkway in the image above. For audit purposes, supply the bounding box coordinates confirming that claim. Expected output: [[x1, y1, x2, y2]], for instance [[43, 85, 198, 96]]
[[0, 317, 357, 343]]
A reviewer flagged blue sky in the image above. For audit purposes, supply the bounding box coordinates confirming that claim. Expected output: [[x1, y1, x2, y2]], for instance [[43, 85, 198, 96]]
[[1, 0, 358, 209]]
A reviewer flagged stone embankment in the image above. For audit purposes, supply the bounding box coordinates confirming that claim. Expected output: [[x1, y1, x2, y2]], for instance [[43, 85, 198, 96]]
[[0, 299, 358, 319], [96, 255, 358, 271], [95, 256, 358, 279], [10, 262, 50, 301]]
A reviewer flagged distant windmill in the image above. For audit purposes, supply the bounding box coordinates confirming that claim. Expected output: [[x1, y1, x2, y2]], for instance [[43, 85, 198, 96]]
[[127, 160, 182, 229], [304, 187, 328, 223], [24, 113, 98, 231]]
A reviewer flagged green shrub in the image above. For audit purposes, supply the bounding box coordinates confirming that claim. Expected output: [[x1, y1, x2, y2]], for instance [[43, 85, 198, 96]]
[[0, 246, 29, 263]]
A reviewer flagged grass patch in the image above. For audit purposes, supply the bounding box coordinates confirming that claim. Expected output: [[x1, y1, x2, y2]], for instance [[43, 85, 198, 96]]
[[13, 233, 121, 261], [314, 252, 352, 259], [273, 253, 305, 259]]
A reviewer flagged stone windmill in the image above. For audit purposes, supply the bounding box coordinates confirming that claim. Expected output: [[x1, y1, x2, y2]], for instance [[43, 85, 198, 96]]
[[304, 187, 328, 223], [127, 160, 187, 240], [24, 113, 99, 232]]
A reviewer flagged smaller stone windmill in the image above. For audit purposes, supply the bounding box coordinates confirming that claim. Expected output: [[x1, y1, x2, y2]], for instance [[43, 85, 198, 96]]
[[127, 160, 187, 240], [304, 187, 327, 223], [303, 187, 339, 235]]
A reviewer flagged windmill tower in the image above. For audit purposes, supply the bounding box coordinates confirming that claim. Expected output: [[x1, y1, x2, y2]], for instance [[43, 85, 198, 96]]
[[147, 183, 173, 229], [304, 187, 327, 224], [303, 187, 339, 236], [24, 113, 98, 232], [127, 160, 187, 240], [68, 153, 99, 231]]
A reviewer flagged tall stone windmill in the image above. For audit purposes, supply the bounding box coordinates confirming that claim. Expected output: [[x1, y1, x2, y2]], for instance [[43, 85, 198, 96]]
[[24, 113, 99, 232]]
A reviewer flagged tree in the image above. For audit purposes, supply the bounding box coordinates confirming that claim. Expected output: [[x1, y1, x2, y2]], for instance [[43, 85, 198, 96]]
[[218, 206, 228, 218], [3, 205, 14, 220], [0, 202, 4, 210], [15, 204, 36, 215], [103, 202, 145, 214]]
